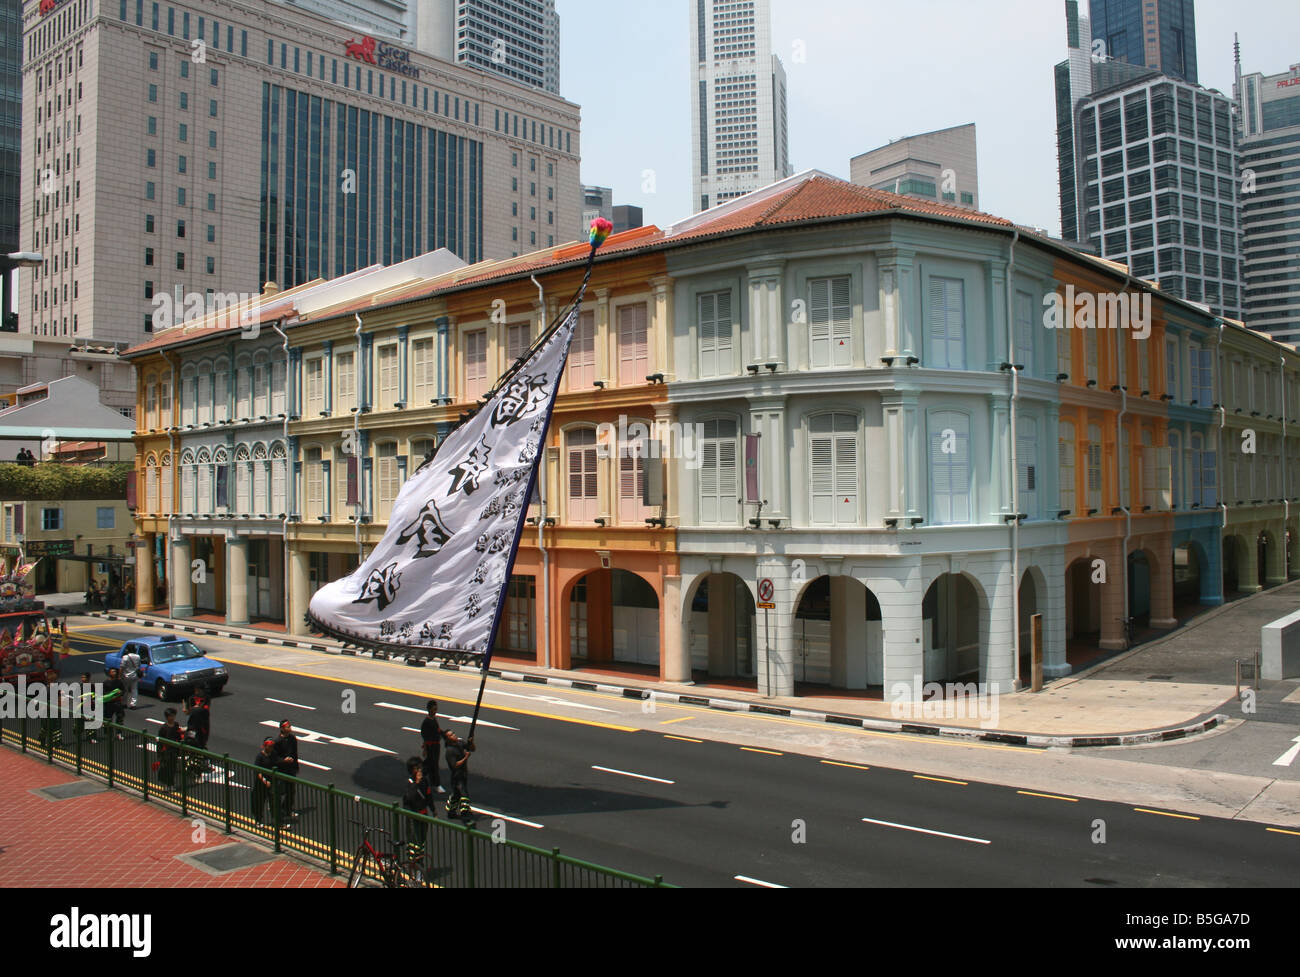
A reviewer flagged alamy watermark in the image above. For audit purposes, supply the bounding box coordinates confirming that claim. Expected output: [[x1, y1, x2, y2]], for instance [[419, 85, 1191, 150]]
[[595, 416, 706, 469], [151, 286, 261, 337], [1043, 285, 1152, 341], [887, 678, 1000, 728], [0, 677, 105, 727]]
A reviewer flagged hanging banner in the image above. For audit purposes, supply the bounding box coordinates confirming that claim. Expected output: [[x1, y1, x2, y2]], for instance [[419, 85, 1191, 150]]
[[307, 308, 580, 660]]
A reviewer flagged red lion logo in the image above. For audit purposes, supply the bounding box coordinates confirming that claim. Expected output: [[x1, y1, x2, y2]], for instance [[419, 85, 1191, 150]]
[[40, 0, 60, 14], [345, 36, 377, 65]]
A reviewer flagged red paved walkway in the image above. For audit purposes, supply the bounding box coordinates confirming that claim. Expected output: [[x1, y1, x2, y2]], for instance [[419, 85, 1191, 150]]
[[0, 747, 341, 888]]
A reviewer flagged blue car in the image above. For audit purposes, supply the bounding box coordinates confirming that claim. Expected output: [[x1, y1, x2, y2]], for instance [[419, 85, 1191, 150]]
[[104, 636, 229, 701]]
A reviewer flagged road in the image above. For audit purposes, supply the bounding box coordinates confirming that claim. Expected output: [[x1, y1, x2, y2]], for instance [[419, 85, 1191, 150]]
[[60, 620, 1300, 887]]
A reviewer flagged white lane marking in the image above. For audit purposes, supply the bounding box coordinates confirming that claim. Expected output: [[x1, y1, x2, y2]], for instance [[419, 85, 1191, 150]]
[[591, 764, 675, 785], [87, 659, 103, 665], [1273, 734, 1300, 767], [145, 718, 163, 725], [376, 702, 518, 731], [735, 875, 787, 889], [860, 817, 991, 845], [487, 689, 617, 713], [257, 720, 395, 754], [470, 807, 544, 830], [266, 697, 316, 711], [298, 758, 332, 772]]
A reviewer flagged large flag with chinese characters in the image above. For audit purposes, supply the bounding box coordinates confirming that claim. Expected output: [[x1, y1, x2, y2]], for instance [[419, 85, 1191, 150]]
[[306, 308, 578, 661]]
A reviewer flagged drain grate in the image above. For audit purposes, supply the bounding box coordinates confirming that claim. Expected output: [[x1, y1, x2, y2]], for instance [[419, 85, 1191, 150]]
[[1146, 675, 1175, 680], [179, 843, 277, 876], [32, 782, 108, 802]]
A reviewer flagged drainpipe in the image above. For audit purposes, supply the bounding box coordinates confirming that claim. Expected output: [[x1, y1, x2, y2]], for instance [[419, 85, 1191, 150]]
[[271, 319, 292, 628], [1004, 229, 1021, 690], [1281, 354, 1289, 529], [161, 348, 180, 622], [354, 314, 364, 563], [1118, 383, 1131, 631], [1218, 321, 1228, 531], [531, 275, 551, 670]]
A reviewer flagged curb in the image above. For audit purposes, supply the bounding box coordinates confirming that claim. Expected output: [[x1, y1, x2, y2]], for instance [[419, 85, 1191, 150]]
[[85, 610, 1230, 750]]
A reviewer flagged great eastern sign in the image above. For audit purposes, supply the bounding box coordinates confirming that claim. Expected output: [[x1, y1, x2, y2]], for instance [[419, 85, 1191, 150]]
[[344, 36, 421, 80]]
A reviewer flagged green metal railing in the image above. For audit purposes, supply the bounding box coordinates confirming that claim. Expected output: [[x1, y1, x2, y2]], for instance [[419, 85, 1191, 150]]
[[1, 713, 671, 888]]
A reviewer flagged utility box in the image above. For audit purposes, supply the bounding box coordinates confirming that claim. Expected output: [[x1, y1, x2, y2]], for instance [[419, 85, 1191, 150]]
[[1261, 609, 1300, 680]]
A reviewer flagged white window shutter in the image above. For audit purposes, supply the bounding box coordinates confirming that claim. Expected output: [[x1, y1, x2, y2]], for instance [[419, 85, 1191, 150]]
[[1017, 422, 1037, 518], [715, 291, 732, 365], [810, 434, 833, 524], [809, 278, 830, 368], [698, 292, 716, 378], [834, 431, 857, 523], [831, 276, 852, 368], [1201, 450, 1216, 507], [700, 441, 718, 524]]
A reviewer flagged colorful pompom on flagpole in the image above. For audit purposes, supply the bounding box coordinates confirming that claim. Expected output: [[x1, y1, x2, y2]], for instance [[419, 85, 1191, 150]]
[[589, 217, 613, 250]]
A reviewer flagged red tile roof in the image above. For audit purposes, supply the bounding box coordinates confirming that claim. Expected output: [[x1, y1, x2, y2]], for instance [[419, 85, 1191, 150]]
[[129, 172, 1017, 345]]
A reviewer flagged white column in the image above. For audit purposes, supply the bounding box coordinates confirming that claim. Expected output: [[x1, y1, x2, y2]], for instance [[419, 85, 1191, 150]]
[[171, 536, 193, 618], [227, 536, 249, 626]]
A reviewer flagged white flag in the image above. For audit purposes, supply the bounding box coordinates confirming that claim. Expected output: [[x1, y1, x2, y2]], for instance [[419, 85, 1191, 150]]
[[307, 308, 578, 659]]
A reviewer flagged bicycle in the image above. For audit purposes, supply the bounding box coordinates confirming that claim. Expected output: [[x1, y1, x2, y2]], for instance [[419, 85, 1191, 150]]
[[346, 822, 429, 889]]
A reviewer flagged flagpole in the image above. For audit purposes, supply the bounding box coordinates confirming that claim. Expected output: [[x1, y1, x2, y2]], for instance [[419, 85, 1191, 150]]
[[467, 219, 612, 743]]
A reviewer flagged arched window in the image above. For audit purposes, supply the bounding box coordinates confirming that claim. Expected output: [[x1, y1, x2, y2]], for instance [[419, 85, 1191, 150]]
[[235, 445, 251, 514], [698, 418, 739, 526], [180, 449, 196, 514], [271, 359, 286, 416], [196, 447, 212, 513], [271, 442, 287, 515], [145, 454, 159, 512], [252, 442, 269, 515], [566, 428, 598, 523], [253, 354, 270, 418], [809, 413, 859, 526], [160, 451, 173, 514], [1058, 420, 1076, 516], [213, 446, 229, 510]]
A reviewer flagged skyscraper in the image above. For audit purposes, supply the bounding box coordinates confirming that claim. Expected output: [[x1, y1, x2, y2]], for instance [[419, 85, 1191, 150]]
[[1089, 0, 1198, 84], [274, 0, 562, 95], [1235, 47, 1300, 345], [1054, 1, 1240, 320], [1, 0, 21, 328], [690, 0, 791, 212], [850, 124, 980, 210]]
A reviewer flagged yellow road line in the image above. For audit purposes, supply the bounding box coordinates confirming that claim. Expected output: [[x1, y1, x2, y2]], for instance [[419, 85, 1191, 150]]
[[1265, 827, 1300, 837], [820, 760, 870, 771], [1017, 790, 1079, 802], [914, 774, 968, 786], [658, 716, 697, 725], [664, 735, 702, 743], [740, 747, 782, 756], [199, 657, 640, 733], [1134, 807, 1200, 821]]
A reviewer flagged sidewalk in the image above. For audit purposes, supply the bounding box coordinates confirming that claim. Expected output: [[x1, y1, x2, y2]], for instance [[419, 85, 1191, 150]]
[[86, 580, 1300, 744], [0, 747, 341, 888]]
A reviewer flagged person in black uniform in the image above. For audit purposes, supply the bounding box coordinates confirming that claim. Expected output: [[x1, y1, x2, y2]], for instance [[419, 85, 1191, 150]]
[[157, 707, 183, 788], [444, 732, 475, 823], [272, 720, 300, 818], [419, 700, 450, 796], [184, 694, 211, 775], [252, 738, 278, 825], [401, 757, 432, 815]]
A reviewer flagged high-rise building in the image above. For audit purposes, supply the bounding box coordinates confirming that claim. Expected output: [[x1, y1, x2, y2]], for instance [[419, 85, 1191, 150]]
[[19, 0, 581, 410], [274, 1, 561, 95], [1, 0, 21, 327], [1089, 0, 1198, 84], [1053, 1, 1240, 320], [1235, 47, 1300, 345], [581, 185, 612, 236], [690, 0, 791, 212], [849, 124, 980, 210]]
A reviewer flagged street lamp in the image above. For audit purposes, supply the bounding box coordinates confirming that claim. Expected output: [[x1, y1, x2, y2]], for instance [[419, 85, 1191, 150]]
[[6, 252, 44, 268]]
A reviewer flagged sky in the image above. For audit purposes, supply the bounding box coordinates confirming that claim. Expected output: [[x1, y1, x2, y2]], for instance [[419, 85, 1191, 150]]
[[559, 0, 1300, 237]]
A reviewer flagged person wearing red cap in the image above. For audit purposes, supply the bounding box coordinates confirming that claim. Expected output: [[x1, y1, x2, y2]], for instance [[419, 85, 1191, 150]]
[[272, 720, 300, 819], [252, 738, 278, 825]]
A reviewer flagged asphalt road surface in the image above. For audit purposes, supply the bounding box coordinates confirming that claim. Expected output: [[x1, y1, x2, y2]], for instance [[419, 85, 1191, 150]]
[[61, 622, 1300, 888]]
